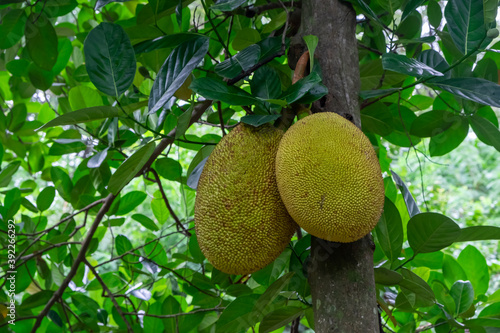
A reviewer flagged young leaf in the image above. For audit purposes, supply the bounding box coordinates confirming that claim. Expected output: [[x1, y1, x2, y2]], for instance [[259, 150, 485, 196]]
[[407, 212, 461, 254], [108, 142, 156, 195], [303, 35, 318, 69], [38, 106, 121, 130], [450, 280, 474, 315], [374, 197, 403, 263], [382, 53, 444, 78], [84, 22, 136, 97], [149, 37, 209, 113]]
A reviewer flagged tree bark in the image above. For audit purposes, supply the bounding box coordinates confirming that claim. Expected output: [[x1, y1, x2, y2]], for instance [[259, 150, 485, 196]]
[[294, 1, 380, 332]]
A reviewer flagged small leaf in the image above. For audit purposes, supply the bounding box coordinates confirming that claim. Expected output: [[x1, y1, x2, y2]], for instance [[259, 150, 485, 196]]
[[259, 307, 305, 333], [38, 106, 121, 130], [407, 212, 461, 254], [175, 105, 194, 139], [155, 158, 182, 181], [450, 280, 474, 315], [116, 191, 147, 215], [240, 114, 281, 127], [87, 148, 109, 169], [469, 114, 500, 152], [390, 170, 420, 218], [37, 186, 56, 212], [190, 77, 257, 106], [375, 197, 403, 263], [108, 142, 156, 195], [131, 214, 159, 231], [149, 37, 209, 113], [382, 53, 444, 78], [84, 22, 136, 97], [303, 35, 318, 69]]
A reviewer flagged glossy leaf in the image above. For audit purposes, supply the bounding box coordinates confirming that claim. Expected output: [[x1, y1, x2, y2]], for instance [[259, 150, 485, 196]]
[[149, 37, 209, 113], [25, 14, 58, 71], [432, 78, 500, 108], [187, 156, 208, 190], [382, 53, 444, 78], [38, 106, 121, 130], [134, 32, 203, 54], [215, 44, 261, 79], [469, 114, 500, 152], [190, 77, 257, 105], [401, 0, 425, 22], [417, 49, 451, 79], [450, 280, 474, 315], [216, 294, 261, 333], [444, 0, 489, 54], [84, 22, 136, 97], [391, 170, 420, 218], [250, 66, 281, 100], [108, 142, 156, 195], [407, 212, 461, 254], [240, 114, 281, 127], [280, 72, 321, 104], [259, 307, 305, 333], [374, 197, 403, 263]]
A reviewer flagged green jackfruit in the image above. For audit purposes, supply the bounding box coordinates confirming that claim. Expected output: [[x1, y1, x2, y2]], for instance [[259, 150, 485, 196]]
[[195, 124, 297, 275], [275, 112, 385, 243]]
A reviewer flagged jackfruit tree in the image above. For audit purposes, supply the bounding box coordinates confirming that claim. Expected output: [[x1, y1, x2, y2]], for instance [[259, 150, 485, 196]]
[[2, 0, 500, 332]]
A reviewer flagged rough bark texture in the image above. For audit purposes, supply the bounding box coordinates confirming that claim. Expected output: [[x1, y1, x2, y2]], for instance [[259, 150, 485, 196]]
[[294, 1, 380, 332]]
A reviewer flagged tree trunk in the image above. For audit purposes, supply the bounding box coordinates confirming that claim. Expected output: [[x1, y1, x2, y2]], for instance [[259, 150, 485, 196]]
[[293, 1, 380, 331]]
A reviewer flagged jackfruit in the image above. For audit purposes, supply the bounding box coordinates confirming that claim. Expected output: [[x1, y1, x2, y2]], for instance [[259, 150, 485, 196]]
[[195, 123, 297, 275], [275, 112, 385, 243]]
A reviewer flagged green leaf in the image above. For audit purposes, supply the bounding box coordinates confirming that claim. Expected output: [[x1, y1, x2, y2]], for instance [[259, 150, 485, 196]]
[[280, 72, 321, 104], [115, 234, 133, 255], [151, 197, 169, 224], [28, 63, 54, 90], [361, 103, 393, 136], [259, 307, 305, 333], [359, 88, 400, 100], [398, 268, 436, 307], [51, 167, 73, 202], [443, 254, 468, 288], [84, 22, 136, 97], [469, 114, 500, 152], [350, 0, 387, 28], [108, 142, 156, 195], [25, 14, 58, 71], [407, 212, 461, 254], [410, 110, 459, 137], [374, 267, 403, 285], [401, 0, 425, 22], [483, 0, 498, 24], [216, 294, 261, 333], [456, 225, 500, 241], [190, 77, 257, 105], [428, 0, 442, 28], [432, 78, 500, 108], [240, 114, 281, 127], [19, 290, 54, 310], [187, 156, 208, 190], [37, 186, 56, 212], [382, 53, 444, 78], [155, 158, 182, 181], [149, 37, 209, 113], [0, 9, 26, 49], [429, 116, 469, 156], [465, 318, 500, 328], [211, 0, 247, 11], [52, 38, 73, 75], [134, 32, 203, 54], [374, 197, 403, 263], [391, 170, 420, 218], [0, 160, 20, 188], [175, 104, 194, 139], [303, 35, 318, 69], [116, 191, 147, 215], [253, 272, 294, 318], [450, 280, 474, 315], [131, 214, 159, 231], [232, 27, 262, 50], [444, 0, 490, 54], [417, 49, 451, 79], [72, 294, 100, 318], [457, 245, 490, 296], [215, 44, 261, 79], [38, 106, 121, 130], [250, 66, 282, 100]]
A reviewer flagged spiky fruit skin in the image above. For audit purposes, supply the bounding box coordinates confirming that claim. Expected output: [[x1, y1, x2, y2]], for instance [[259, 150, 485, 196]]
[[195, 124, 297, 275], [275, 112, 385, 243]]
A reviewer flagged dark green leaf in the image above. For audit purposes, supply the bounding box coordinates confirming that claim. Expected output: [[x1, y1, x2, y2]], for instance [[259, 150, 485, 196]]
[[216, 294, 261, 333], [410, 110, 459, 137], [457, 245, 489, 296], [0, 161, 20, 187], [188, 234, 205, 263], [116, 191, 147, 215], [187, 156, 208, 190], [417, 49, 451, 79], [28, 63, 54, 90], [37, 186, 56, 212], [360, 103, 393, 136], [38, 106, 122, 130], [432, 78, 500, 108], [115, 234, 133, 255], [428, 0, 442, 28], [465, 318, 500, 328], [444, 0, 490, 54], [131, 214, 159, 231], [19, 290, 54, 310], [259, 307, 305, 333], [429, 116, 469, 156], [240, 114, 281, 127], [108, 142, 156, 195], [350, 0, 387, 28], [456, 226, 500, 241], [280, 72, 321, 104], [375, 197, 403, 263], [374, 267, 403, 285], [359, 88, 400, 100], [134, 32, 203, 54], [0, 9, 26, 49], [391, 170, 420, 217], [253, 272, 294, 318], [51, 167, 73, 202], [382, 53, 444, 78], [25, 14, 58, 71], [295, 83, 328, 104], [407, 212, 461, 254], [21, 198, 38, 213], [175, 104, 194, 139], [399, 268, 436, 307], [72, 294, 99, 318], [450, 280, 474, 315], [84, 22, 136, 97], [190, 77, 257, 105], [212, 0, 247, 11], [401, 0, 425, 22], [215, 44, 261, 79], [149, 37, 209, 113], [469, 114, 500, 152]]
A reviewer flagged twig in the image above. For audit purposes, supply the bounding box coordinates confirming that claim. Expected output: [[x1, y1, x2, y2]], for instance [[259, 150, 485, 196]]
[[227, 50, 285, 85], [217, 101, 226, 136], [123, 305, 224, 319], [84, 258, 133, 332]]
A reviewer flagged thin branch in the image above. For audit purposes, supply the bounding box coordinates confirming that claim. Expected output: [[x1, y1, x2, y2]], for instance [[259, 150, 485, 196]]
[[217, 101, 226, 136], [84, 258, 133, 333], [244, 1, 301, 17], [123, 305, 224, 319]]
